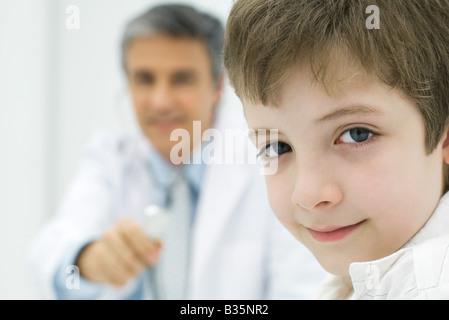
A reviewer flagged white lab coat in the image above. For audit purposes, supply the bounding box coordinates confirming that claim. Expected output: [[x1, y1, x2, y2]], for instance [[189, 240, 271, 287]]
[[28, 106, 327, 300]]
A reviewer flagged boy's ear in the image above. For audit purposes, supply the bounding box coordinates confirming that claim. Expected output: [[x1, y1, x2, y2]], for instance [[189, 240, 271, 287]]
[[442, 127, 449, 164]]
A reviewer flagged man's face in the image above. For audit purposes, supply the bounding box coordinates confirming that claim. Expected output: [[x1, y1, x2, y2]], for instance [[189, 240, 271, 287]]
[[125, 35, 222, 162], [244, 65, 448, 277]]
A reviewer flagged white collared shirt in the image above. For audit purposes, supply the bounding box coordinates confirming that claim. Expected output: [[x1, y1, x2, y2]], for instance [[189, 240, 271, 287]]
[[316, 192, 449, 300]]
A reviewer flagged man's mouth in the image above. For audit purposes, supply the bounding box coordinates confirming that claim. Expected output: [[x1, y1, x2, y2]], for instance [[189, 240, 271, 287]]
[[147, 117, 184, 132]]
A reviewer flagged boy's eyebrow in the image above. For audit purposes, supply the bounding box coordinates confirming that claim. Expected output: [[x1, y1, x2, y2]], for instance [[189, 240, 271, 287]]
[[248, 128, 282, 139], [316, 105, 384, 124]]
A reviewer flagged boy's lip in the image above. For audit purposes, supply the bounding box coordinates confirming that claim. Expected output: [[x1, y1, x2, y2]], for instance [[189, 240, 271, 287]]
[[307, 220, 366, 243]]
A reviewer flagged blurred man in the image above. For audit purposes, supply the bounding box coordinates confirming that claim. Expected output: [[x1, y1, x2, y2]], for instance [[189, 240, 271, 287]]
[[29, 4, 326, 299]]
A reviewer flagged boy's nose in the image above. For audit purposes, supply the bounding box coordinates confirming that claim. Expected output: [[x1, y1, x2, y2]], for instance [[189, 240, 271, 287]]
[[291, 167, 343, 211]]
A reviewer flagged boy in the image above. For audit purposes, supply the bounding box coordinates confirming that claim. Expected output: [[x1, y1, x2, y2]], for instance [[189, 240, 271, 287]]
[[224, 0, 449, 299]]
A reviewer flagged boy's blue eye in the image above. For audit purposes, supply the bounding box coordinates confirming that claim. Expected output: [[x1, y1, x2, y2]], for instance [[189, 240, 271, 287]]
[[339, 128, 373, 144], [258, 142, 292, 159]]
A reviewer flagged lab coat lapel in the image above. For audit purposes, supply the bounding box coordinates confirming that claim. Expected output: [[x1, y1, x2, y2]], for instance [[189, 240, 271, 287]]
[[191, 160, 253, 285], [189, 106, 255, 291]]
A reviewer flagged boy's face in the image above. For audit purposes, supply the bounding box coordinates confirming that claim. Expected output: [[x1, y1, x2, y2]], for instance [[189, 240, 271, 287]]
[[244, 65, 448, 276]]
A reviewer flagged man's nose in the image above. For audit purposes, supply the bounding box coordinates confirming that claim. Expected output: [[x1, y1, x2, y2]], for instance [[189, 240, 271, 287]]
[[149, 82, 174, 110], [291, 161, 343, 211]]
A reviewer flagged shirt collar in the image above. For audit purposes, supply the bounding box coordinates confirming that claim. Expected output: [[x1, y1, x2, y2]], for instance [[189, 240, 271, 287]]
[[184, 145, 204, 196], [139, 132, 204, 194]]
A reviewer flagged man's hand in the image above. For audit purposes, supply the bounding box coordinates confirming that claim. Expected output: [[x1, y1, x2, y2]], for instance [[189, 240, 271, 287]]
[[76, 218, 162, 287]]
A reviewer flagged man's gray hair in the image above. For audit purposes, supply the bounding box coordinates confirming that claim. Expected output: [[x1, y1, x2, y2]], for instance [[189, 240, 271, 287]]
[[121, 4, 224, 83]]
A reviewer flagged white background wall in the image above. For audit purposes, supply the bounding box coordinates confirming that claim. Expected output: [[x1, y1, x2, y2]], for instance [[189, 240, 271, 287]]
[[0, 0, 240, 299]]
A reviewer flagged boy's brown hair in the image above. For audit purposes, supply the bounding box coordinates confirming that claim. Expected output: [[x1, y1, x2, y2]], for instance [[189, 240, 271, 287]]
[[224, 0, 449, 193]]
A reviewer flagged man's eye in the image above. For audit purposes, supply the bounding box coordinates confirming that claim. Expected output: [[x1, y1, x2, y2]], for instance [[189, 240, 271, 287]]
[[258, 142, 292, 159], [134, 72, 154, 85], [172, 73, 196, 85], [338, 128, 373, 144]]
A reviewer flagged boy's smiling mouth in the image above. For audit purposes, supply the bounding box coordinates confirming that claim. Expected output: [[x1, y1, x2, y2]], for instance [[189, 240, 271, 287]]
[[307, 220, 366, 243]]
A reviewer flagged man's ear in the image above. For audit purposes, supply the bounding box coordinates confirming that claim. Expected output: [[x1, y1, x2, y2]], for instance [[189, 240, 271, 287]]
[[442, 127, 449, 164]]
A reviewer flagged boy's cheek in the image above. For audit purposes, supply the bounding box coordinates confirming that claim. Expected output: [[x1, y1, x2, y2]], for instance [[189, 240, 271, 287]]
[[265, 176, 295, 226]]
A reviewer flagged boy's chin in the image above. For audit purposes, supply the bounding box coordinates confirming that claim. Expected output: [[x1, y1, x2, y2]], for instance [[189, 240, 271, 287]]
[[318, 258, 352, 278], [307, 247, 371, 277]]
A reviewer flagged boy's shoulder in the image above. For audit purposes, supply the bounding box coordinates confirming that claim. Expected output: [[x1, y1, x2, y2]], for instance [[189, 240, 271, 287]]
[[410, 234, 449, 299]]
